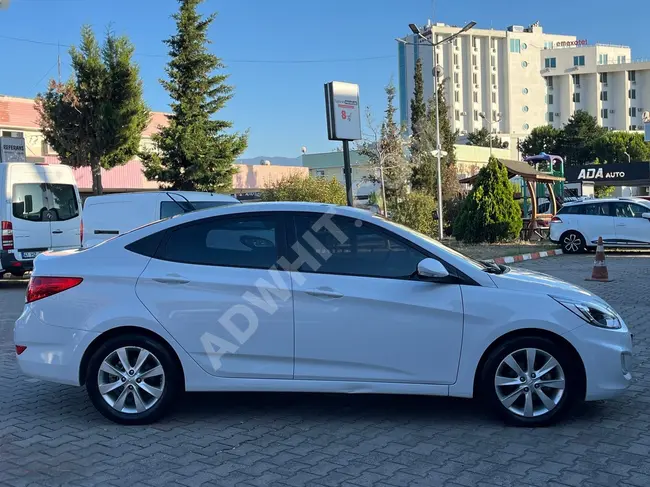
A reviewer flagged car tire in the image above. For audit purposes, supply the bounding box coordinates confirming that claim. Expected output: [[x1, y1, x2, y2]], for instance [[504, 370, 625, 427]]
[[10, 271, 25, 278], [86, 334, 182, 425], [560, 231, 585, 254], [480, 336, 582, 427]]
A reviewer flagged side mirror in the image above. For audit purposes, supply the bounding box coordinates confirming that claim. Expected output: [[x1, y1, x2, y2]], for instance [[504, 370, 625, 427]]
[[642, 212, 650, 220], [417, 258, 450, 279]]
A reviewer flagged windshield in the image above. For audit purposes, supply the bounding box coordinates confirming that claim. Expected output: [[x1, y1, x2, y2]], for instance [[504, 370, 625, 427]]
[[12, 183, 79, 222], [373, 216, 489, 270]]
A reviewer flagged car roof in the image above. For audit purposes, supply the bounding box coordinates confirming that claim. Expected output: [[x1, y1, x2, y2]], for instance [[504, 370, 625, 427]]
[[84, 191, 238, 203], [563, 197, 650, 206]]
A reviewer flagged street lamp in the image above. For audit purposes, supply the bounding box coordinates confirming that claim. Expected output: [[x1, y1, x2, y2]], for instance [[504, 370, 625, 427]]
[[397, 20, 476, 239], [479, 111, 503, 157]]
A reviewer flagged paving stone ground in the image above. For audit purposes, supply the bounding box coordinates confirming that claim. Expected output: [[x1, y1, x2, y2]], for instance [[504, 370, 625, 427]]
[[1, 253, 649, 487]]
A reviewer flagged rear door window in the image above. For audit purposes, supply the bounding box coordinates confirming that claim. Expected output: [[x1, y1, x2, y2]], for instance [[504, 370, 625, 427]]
[[583, 203, 610, 216], [12, 183, 79, 222]]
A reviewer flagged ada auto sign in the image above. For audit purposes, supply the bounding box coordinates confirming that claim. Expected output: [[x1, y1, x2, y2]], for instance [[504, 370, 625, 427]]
[[577, 168, 625, 180]]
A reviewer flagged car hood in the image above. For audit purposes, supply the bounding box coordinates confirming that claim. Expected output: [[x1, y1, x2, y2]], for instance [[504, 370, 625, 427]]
[[488, 266, 605, 303]]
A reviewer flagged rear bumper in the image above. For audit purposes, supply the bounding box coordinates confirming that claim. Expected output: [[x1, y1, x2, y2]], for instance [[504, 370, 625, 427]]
[[0, 250, 33, 273]]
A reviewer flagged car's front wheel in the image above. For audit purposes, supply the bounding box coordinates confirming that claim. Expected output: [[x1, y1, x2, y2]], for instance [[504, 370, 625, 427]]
[[480, 336, 582, 426], [560, 231, 585, 254], [86, 334, 181, 425]]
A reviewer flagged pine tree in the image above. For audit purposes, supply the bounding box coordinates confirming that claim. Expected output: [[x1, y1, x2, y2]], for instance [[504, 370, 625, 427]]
[[410, 80, 459, 201], [454, 157, 523, 243], [36, 26, 150, 195], [410, 58, 426, 138], [142, 0, 247, 191]]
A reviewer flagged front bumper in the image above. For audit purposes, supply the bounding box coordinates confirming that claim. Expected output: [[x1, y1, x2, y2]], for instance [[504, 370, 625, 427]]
[[563, 322, 633, 401], [14, 306, 99, 386]]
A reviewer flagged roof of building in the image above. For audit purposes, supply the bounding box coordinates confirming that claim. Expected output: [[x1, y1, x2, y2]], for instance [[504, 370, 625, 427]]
[[459, 158, 565, 184]]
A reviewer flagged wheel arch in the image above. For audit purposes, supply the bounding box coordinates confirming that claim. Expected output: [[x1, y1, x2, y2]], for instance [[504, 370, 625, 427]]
[[79, 326, 186, 389], [472, 327, 586, 399]]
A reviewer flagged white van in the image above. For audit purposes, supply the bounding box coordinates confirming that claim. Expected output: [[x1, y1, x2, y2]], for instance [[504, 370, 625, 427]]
[[81, 191, 240, 247], [1, 162, 82, 277]]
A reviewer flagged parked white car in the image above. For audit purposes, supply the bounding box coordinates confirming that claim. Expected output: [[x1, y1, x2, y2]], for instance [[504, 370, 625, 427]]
[[15, 202, 632, 426], [1, 162, 82, 277], [81, 191, 240, 247], [550, 197, 650, 253]]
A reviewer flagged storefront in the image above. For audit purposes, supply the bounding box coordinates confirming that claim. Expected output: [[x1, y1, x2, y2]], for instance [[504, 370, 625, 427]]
[[564, 163, 650, 197]]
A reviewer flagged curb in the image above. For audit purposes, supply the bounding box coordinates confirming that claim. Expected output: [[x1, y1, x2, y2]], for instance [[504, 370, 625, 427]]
[[491, 249, 563, 265]]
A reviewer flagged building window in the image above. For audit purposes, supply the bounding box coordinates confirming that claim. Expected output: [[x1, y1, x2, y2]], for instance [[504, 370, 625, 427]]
[[629, 89, 636, 99], [473, 92, 478, 103], [473, 110, 479, 121], [453, 53, 459, 65], [521, 61, 528, 68], [436, 54, 440, 65], [573, 92, 581, 103], [491, 55, 496, 66], [546, 77, 553, 88], [522, 106, 529, 113], [598, 53, 609, 65], [492, 92, 496, 103], [315, 169, 325, 177], [544, 41, 554, 49], [629, 70, 636, 82], [454, 91, 460, 103], [601, 108, 608, 119], [546, 94, 554, 104], [472, 73, 478, 84], [618, 55, 626, 64], [1, 131, 23, 138], [572, 74, 580, 86], [600, 91, 608, 101], [548, 112, 554, 122], [599, 72, 608, 84], [544, 58, 556, 68], [491, 73, 496, 85], [573, 55, 585, 66], [509, 38, 521, 53], [472, 37, 478, 48], [453, 38, 458, 47], [455, 109, 460, 121], [453, 72, 459, 84], [522, 88, 529, 95], [521, 43, 528, 50], [491, 38, 497, 49], [472, 54, 477, 66], [630, 107, 637, 117]]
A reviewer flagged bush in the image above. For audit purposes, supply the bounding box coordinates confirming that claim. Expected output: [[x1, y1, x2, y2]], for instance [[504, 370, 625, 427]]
[[454, 158, 523, 243], [390, 192, 437, 238], [443, 195, 465, 237], [262, 175, 347, 205]]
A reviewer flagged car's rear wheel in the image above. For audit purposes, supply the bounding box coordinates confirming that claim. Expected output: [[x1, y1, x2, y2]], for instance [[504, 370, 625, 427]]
[[480, 336, 582, 427], [560, 231, 585, 254], [86, 334, 181, 425]]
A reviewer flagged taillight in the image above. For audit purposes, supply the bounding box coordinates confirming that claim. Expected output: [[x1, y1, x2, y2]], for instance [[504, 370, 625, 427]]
[[551, 216, 562, 223], [26, 276, 83, 303], [80, 219, 84, 246], [1, 221, 14, 250], [15, 345, 27, 355]]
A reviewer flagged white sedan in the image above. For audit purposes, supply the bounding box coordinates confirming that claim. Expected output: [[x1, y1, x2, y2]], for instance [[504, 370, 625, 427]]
[[14, 202, 632, 426]]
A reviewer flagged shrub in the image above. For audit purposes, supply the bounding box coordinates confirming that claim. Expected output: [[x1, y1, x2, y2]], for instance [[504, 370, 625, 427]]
[[443, 195, 465, 237], [454, 157, 523, 243], [390, 191, 437, 238], [262, 175, 347, 205]]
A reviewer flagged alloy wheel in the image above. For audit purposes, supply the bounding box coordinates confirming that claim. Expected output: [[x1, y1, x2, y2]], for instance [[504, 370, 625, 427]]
[[494, 348, 565, 418], [563, 233, 582, 253], [97, 346, 165, 414]]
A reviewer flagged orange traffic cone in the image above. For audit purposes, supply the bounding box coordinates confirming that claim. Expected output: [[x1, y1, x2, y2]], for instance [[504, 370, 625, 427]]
[[586, 236, 613, 282]]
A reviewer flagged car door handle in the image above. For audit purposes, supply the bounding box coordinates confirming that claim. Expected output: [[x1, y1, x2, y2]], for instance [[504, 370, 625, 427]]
[[152, 277, 190, 285], [305, 288, 343, 299], [616, 223, 626, 227], [52, 230, 63, 234]]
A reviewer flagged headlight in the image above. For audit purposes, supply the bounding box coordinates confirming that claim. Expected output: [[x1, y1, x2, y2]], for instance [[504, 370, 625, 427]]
[[552, 296, 622, 329]]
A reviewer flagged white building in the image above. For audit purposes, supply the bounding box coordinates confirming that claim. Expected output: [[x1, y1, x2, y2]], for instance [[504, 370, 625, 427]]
[[398, 21, 650, 152]]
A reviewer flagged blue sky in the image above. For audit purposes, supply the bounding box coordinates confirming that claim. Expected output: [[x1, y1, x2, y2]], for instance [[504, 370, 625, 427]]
[[1, 0, 649, 159]]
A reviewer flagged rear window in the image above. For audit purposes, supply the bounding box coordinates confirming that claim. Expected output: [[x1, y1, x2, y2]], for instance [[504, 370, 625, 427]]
[[159, 200, 238, 219], [12, 183, 79, 222]]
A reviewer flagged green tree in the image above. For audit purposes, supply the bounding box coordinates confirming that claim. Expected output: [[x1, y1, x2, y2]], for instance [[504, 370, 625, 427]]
[[358, 81, 411, 209], [594, 131, 650, 163], [142, 0, 247, 192], [454, 157, 523, 243], [519, 125, 560, 157], [391, 192, 438, 238], [555, 110, 606, 165], [411, 81, 460, 201], [36, 26, 150, 195], [466, 128, 509, 149], [410, 58, 426, 138], [262, 175, 346, 205]]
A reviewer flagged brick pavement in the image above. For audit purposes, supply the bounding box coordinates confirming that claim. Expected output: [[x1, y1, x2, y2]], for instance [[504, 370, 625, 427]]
[[1, 254, 650, 487]]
